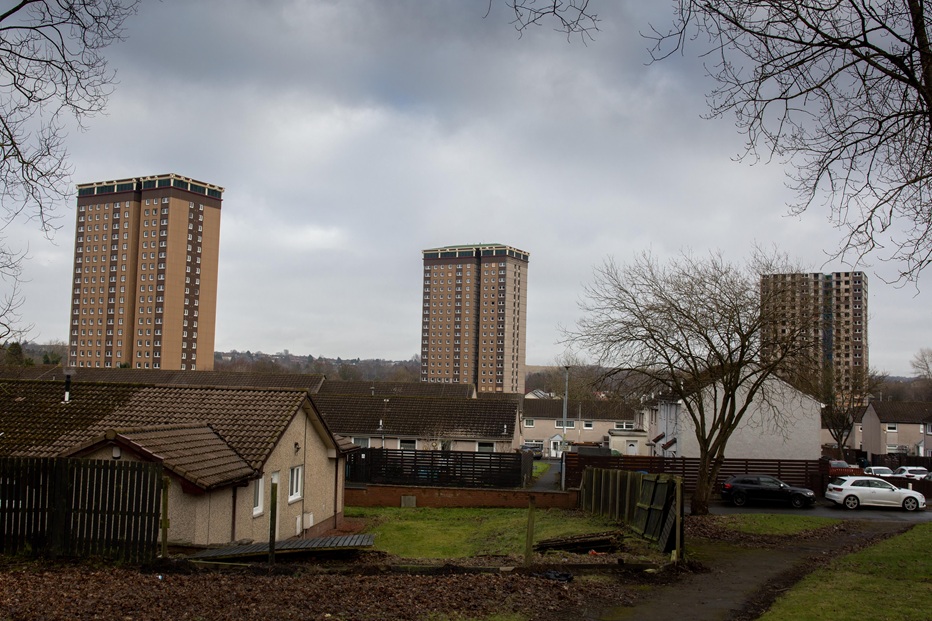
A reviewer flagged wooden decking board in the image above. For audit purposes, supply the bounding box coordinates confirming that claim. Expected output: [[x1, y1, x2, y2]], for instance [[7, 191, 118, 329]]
[[188, 534, 374, 560]]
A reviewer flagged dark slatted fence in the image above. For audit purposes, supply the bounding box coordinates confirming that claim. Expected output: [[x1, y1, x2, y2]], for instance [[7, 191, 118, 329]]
[[346, 448, 531, 488], [0, 457, 162, 563], [564, 453, 823, 492]]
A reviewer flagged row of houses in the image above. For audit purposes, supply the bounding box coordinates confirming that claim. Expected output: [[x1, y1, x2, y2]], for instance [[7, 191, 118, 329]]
[[2, 366, 928, 548], [830, 401, 932, 457]]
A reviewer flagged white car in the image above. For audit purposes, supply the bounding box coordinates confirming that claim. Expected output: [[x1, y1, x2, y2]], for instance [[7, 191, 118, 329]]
[[892, 466, 929, 480], [825, 476, 926, 512], [862, 466, 894, 477]]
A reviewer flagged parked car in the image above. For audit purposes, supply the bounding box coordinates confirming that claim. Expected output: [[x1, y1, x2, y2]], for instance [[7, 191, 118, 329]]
[[721, 474, 816, 508], [519, 444, 543, 459], [923, 473, 932, 482], [891, 466, 929, 480], [825, 476, 926, 511], [863, 466, 894, 477], [828, 460, 850, 468]]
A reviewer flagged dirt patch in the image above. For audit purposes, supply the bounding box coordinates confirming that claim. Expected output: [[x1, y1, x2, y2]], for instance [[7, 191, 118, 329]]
[[0, 518, 910, 621]]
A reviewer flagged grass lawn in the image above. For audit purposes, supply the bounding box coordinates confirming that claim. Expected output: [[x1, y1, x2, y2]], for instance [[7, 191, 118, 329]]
[[344, 506, 622, 559], [759, 522, 932, 621], [531, 460, 550, 478], [710, 513, 841, 535]]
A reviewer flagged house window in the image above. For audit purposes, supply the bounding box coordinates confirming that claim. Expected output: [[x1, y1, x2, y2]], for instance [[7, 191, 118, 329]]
[[886, 444, 904, 454], [615, 421, 635, 430], [288, 466, 303, 502], [353, 437, 370, 448], [555, 420, 575, 429], [399, 439, 416, 451], [584, 421, 593, 429], [252, 477, 264, 517], [886, 423, 898, 432], [477, 442, 495, 453], [524, 419, 535, 428]]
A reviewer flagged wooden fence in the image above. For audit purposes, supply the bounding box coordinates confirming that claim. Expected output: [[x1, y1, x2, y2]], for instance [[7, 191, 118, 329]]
[[0, 457, 163, 563], [565, 454, 824, 493], [346, 448, 533, 488], [578, 469, 682, 554]]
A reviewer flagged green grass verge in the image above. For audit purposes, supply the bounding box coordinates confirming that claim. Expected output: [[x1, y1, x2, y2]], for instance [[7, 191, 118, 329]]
[[715, 513, 841, 535], [758, 522, 932, 621], [531, 461, 550, 478], [344, 506, 617, 558]]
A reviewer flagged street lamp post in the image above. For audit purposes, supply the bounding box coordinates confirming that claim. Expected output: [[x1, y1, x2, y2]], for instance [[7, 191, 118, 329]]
[[562, 366, 569, 451]]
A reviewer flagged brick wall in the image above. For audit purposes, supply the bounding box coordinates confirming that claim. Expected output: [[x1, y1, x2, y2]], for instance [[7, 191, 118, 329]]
[[345, 485, 578, 509]]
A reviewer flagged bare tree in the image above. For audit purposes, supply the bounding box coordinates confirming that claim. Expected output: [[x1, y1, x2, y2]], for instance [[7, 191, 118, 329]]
[[568, 250, 819, 514], [648, 1, 932, 283], [505, 2, 932, 282], [807, 366, 885, 459], [0, 243, 29, 342], [0, 0, 137, 332], [911, 347, 932, 379]]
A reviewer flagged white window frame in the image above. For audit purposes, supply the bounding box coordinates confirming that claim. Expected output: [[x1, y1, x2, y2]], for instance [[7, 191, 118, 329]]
[[477, 441, 495, 453], [615, 421, 635, 430], [353, 437, 370, 448], [252, 477, 264, 517], [555, 420, 576, 429], [288, 466, 303, 502], [886, 423, 898, 432], [399, 439, 416, 451], [583, 421, 594, 429], [524, 418, 535, 428]]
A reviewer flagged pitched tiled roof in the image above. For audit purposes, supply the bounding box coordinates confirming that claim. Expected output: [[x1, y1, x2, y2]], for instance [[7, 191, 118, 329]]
[[316, 380, 475, 398], [311, 394, 517, 440], [0, 366, 326, 393], [868, 401, 932, 424], [0, 379, 311, 469], [65, 424, 255, 491], [522, 399, 637, 421]]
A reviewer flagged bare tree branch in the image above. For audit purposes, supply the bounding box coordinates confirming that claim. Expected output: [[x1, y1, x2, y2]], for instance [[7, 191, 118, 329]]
[[644, 1, 932, 284], [0, 0, 137, 336], [567, 249, 818, 514]]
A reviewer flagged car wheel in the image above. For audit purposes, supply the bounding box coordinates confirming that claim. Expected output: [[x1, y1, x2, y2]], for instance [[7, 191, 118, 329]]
[[790, 494, 806, 509], [903, 497, 919, 512], [843, 495, 860, 510], [732, 492, 747, 507]]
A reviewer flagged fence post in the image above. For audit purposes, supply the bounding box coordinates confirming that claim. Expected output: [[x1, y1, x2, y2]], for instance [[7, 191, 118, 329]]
[[524, 495, 536, 567]]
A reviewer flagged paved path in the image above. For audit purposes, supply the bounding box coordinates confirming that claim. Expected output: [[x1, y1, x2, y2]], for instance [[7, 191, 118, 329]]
[[587, 520, 907, 621], [530, 459, 562, 491]]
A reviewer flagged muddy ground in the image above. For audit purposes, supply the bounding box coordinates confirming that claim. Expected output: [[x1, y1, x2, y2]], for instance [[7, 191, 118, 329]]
[[0, 517, 910, 621]]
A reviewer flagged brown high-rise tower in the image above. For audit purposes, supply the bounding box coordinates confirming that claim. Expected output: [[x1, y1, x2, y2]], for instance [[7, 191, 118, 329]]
[[421, 243, 529, 393], [69, 173, 223, 370], [760, 271, 868, 397]]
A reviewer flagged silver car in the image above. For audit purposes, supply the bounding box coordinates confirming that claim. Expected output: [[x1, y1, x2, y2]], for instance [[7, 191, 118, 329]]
[[825, 476, 926, 512]]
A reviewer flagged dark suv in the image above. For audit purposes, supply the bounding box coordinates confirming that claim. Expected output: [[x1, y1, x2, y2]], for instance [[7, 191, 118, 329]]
[[721, 474, 816, 509], [519, 444, 543, 459]]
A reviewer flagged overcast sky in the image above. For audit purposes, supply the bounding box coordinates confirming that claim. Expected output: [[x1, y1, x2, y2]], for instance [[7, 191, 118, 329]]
[[9, 1, 930, 376]]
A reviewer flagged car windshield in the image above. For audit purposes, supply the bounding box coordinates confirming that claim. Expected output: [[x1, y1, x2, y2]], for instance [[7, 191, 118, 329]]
[[829, 477, 849, 486], [873, 467, 892, 474]]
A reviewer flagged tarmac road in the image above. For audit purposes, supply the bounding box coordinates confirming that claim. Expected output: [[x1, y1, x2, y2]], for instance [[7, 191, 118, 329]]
[[709, 497, 932, 522]]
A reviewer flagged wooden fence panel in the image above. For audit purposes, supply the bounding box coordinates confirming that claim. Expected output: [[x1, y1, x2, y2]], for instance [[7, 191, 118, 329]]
[[565, 453, 822, 492], [346, 449, 525, 488], [0, 457, 162, 563]]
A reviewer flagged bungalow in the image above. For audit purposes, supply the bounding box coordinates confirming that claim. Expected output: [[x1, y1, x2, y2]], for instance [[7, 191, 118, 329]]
[[0, 378, 350, 547], [520, 399, 646, 458], [860, 401, 932, 457], [644, 375, 822, 460], [311, 393, 518, 453]]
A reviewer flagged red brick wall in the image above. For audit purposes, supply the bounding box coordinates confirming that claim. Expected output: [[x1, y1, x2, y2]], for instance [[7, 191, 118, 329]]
[[345, 485, 577, 509]]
